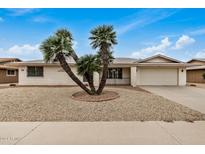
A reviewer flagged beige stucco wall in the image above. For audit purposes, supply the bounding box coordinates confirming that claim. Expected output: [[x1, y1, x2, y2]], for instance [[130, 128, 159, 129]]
[[93, 72, 99, 86], [178, 68, 186, 86], [130, 67, 137, 87], [18, 65, 186, 86], [18, 66, 85, 85]]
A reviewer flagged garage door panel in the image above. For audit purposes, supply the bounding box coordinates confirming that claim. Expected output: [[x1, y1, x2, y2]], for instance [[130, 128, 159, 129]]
[[139, 68, 178, 85]]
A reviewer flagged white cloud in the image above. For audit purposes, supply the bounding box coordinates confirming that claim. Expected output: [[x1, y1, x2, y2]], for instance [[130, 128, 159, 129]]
[[7, 44, 40, 55], [141, 37, 171, 53], [194, 49, 205, 58], [0, 44, 42, 60], [131, 37, 171, 58], [7, 9, 37, 16], [117, 9, 180, 35], [174, 35, 195, 49], [190, 28, 205, 36], [32, 16, 55, 23]]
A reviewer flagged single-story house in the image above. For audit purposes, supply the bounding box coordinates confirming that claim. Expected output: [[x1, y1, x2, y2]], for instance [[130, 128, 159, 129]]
[[0, 58, 21, 84], [10, 54, 188, 86], [187, 58, 205, 83]]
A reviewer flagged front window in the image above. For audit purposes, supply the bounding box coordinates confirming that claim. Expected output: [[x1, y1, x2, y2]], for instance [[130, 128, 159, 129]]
[[7, 70, 16, 76], [107, 68, 122, 79], [27, 66, 43, 77]]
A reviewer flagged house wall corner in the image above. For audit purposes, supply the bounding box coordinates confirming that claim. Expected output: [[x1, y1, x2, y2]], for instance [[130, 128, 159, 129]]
[[93, 72, 99, 86], [178, 68, 187, 86], [130, 67, 137, 87]]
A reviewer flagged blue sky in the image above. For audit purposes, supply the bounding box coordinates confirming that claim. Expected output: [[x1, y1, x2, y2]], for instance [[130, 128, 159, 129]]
[[0, 8, 205, 61]]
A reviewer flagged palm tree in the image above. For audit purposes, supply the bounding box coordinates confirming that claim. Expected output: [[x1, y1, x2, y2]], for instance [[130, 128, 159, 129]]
[[40, 29, 93, 95], [40, 26, 117, 96], [89, 25, 117, 94], [76, 54, 101, 93]]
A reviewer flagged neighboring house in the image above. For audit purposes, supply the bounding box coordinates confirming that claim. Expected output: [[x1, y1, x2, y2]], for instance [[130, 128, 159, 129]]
[[187, 58, 205, 83], [0, 58, 21, 64], [0, 58, 21, 84], [11, 54, 187, 86]]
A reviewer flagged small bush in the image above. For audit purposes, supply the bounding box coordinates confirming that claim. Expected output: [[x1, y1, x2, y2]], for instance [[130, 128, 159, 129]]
[[9, 83, 16, 87], [203, 73, 205, 80], [185, 119, 194, 123], [163, 119, 174, 123]]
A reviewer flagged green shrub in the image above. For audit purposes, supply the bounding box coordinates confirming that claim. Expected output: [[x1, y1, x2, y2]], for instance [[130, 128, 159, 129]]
[[203, 73, 205, 80]]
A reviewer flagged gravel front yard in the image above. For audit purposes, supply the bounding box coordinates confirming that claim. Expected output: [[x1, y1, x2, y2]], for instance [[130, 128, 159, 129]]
[[0, 87, 205, 122]]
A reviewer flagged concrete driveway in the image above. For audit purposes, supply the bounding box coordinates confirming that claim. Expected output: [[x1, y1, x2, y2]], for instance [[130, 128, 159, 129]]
[[141, 86, 205, 113]]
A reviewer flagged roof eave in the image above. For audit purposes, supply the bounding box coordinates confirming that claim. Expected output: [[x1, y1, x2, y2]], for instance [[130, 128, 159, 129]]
[[0, 65, 18, 70], [187, 59, 205, 63], [9, 62, 76, 67], [136, 63, 188, 67]]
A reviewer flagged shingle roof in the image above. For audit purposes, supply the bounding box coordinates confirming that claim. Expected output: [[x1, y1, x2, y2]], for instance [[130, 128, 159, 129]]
[[0, 58, 21, 63], [187, 65, 205, 70], [9, 55, 188, 67], [187, 58, 205, 63], [19, 57, 138, 64], [22, 60, 45, 63], [193, 58, 205, 61], [0, 65, 18, 70], [112, 58, 139, 63]]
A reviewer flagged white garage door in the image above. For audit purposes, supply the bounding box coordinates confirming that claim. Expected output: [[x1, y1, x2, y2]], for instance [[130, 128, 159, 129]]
[[139, 68, 178, 85]]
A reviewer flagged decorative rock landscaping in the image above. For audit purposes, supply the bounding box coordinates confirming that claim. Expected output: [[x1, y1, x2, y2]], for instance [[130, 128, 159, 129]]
[[0, 86, 205, 122]]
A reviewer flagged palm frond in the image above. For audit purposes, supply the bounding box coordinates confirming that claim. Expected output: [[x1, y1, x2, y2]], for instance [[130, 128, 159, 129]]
[[76, 54, 101, 75], [89, 25, 117, 49], [40, 28, 75, 63]]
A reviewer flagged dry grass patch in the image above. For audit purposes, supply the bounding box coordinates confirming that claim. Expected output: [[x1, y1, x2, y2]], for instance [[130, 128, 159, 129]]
[[0, 87, 204, 122]]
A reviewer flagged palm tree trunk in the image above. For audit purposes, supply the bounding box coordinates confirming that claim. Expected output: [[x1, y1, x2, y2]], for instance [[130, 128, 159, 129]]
[[84, 72, 96, 93], [71, 51, 96, 93], [86, 73, 96, 93], [96, 63, 108, 94], [56, 53, 93, 95], [96, 44, 109, 94]]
